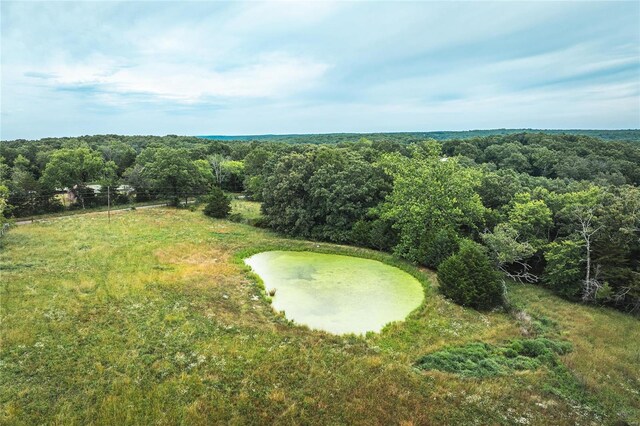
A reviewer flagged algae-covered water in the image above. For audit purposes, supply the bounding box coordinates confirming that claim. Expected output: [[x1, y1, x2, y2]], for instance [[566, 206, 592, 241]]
[[244, 251, 424, 335]]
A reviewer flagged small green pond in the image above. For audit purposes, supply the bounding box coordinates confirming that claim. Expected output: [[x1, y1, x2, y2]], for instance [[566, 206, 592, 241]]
[[244, 251, 424, 335]]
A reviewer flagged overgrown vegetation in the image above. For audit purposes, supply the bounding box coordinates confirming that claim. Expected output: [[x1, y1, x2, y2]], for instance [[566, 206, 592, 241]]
[[1, 207, 639, 424], [415, 338, 572, 378]]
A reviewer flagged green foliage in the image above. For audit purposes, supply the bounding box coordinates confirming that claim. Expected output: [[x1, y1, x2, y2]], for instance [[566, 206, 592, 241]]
[[244, 175, 265, 201], [351, 215, 398, 251], [39, 147, 114, 209], [543, 240, 584, 299], [482, 223, 536, 266], [135, 147, 212, 206], [441, 132, 640, 185], [593, 186, 640, 311], [2, 131, 640, 312], [221, 160, 245, 192], [194, 159, 215, 187], [437, 239, 503, 310], [40, 147, 110, 190], [242, 148, 275, 201], [0, 184, 10, 227], [0, 157, 10, 184], [261, 151, 315, 236], [122, 164, 152, 202], [419, 227, 460, 269], [8, 156, 40, 216], [379, 151, 486, 264], [478, 169, 524, 210], [99, 140, 137, 175], [415, 338, 573, 378], [203, 187, 231, 218], [261, 147, 390, 243], [507, 193, 552, 249], [481, 223, 539, 284]]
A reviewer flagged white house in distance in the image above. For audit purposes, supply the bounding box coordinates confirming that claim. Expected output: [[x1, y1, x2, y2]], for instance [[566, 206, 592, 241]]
[[60, 184, 134, 204]]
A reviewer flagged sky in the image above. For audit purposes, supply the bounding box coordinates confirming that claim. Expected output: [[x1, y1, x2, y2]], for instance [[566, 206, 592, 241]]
[[1, 1, 639, 140]]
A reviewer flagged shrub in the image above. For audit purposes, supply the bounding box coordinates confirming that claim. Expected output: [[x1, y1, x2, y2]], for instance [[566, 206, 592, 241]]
[[437, 239, 503, 310], [203, 187, 231, 219], [420, 227, 460, 269], [228, 213, 243, 223], [415, 338, 573, 378]]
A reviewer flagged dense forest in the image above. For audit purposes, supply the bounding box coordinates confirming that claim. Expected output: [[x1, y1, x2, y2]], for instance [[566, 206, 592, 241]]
[[1, 132, 639, 313], [201, 129, 640, 144]]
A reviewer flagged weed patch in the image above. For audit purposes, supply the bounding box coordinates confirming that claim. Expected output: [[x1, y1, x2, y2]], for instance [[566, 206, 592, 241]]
[[415, 338, 572, 378]]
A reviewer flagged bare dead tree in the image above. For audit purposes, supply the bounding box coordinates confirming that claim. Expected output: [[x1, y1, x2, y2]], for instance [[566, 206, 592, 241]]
[[501, 261, 539, 284], [575, 207, 603, 302], [208, 154, 227, 187], [481, 225, 539, 285], [612, 266, 640, 313]]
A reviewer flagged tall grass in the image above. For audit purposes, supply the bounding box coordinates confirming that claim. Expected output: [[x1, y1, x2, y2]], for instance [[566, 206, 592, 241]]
[[1, 205, 638, 424]]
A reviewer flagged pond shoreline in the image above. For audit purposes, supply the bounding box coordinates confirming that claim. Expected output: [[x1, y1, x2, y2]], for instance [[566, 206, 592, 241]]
[[244, 250, 425, 335]]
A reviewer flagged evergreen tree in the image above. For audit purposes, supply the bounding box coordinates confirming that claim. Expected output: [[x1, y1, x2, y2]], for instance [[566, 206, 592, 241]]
[[438, 239, 503, 310], [203, 187, 231, 218]]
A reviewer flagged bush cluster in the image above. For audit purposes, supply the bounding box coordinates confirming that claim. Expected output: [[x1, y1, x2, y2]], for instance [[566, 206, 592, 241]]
[[415, 338, 573, 378], [202, 187, 231, 218], [437, 239, 503, 310]]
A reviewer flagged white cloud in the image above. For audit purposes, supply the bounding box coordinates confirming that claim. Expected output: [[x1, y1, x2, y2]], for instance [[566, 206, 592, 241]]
[[34, 53, 330, 103], [2, 0, 639, 139]]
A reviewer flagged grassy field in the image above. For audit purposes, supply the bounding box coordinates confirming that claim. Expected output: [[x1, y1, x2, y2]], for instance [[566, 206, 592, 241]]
[[13, 198, 176, 222], [1, 204, 638, 425]]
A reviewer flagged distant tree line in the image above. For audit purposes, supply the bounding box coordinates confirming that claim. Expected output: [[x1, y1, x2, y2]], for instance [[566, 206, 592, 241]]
[[200, 129, 640, 144], [1, 132, 639, 313]]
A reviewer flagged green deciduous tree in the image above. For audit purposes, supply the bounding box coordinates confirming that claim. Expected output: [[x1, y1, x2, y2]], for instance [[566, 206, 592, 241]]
[[40, 147, 113, 209], [507, 193, 552, 250], [351, 213, 398, 251], [544, 240, 584, 299], [123, 164, 153, 202], [242, 147, 275, 201], [595, 186, 640, 311], [221, 160, 245, 192], [99, 140, 137, 175], [136, 147, 212, 206], [379, 148, 487, 266], [0, 185, 10, 228], [261, 147, 390, 242]]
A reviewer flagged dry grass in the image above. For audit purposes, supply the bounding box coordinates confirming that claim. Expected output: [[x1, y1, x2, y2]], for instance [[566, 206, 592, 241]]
[[1, 205, 638, 425]]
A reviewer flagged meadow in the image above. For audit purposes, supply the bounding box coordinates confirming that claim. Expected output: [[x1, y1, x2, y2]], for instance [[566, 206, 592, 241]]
[[1, 204, 638, 425]]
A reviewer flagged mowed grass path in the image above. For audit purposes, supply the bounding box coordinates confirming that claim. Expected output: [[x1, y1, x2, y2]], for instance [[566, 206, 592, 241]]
[[1, 206, 638, 425]]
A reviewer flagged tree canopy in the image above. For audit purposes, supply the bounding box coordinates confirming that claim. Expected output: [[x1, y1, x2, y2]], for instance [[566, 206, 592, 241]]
[[2, 131, 639, 313]]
